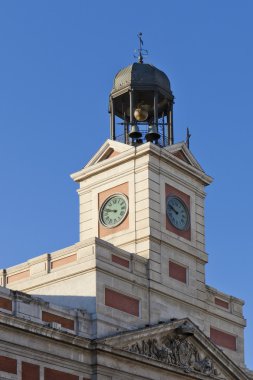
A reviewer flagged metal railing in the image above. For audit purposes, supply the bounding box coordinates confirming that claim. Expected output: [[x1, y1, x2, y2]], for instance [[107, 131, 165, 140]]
[[115, 125, 169, 147]]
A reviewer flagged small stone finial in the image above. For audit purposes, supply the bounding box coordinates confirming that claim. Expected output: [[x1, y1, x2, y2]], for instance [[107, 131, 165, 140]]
[[134, 32, 148, 63]]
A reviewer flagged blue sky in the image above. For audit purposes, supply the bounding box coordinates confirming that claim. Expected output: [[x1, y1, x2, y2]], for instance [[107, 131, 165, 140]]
[[0, 0, 252, 368]]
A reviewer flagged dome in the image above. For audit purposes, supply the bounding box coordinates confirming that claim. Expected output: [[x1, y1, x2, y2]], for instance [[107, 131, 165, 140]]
[[111, 62, 172, 96]]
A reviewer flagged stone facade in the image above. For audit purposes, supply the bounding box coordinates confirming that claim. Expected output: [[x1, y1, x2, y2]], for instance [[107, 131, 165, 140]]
[[0, 140, 252, 379], [0, 287, 251, 380]]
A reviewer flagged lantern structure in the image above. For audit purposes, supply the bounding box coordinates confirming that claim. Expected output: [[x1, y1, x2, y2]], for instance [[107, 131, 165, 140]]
[[109, 61, 174, 146]]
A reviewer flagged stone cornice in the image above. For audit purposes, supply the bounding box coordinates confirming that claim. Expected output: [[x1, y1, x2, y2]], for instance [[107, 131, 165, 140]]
[[71, 140, 213, 186], [0, 312, 91, 349]]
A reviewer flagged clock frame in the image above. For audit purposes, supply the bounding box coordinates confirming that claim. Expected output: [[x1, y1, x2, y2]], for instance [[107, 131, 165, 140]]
[[98, 182, 129, 238], [165, 183, 191, 241], [99, 193, 129, 228], [166, 196, 190, 231]]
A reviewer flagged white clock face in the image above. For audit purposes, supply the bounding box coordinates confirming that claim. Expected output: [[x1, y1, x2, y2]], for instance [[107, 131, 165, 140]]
[[166, 196, 190, 231], [100, 194, 128, 228]]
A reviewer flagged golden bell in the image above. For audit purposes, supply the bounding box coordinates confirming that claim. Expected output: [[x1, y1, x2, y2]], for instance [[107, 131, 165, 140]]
[[134, 108, 148, 122]]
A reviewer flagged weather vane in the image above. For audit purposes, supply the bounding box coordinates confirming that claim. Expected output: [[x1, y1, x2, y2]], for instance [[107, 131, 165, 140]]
[[134, 32, 148, 63]]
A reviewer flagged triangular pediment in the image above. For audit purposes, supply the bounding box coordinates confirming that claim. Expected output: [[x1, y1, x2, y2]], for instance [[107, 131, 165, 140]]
[[98, 319, 249, 380], [164, 142, 204, 172], [71, 140, 212, 185], [85, 139, 134, 168]]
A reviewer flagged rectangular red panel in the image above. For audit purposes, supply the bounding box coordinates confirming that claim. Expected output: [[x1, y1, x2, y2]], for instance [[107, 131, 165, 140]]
[[214, 297, 229, 309], [22, 362, 40, 380], [51, 254, 77, 269], [169, 261, 187, 283], [112, 254, 129, 268], [0, 296, 12, 311], [0, 355, 17, 374], [44, 368, 78, 380], [105, 288, 139, 317], [210, 327, 236, 351], [42, 311, 74, 330], [7, 270, 30, 284]]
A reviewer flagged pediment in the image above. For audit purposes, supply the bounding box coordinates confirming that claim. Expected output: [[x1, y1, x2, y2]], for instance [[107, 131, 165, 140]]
[[84, 139, 134, 168], [164, 142, 204, 172], [98, 319, 248, 380], [71, 140, 213, 185]]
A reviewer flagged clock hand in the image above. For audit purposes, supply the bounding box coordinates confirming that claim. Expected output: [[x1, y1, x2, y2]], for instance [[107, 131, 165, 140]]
[[169, 204, 178, 215], [105, 209, 117, 212]]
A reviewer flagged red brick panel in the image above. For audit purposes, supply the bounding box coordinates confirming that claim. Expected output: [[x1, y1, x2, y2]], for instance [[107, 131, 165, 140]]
[[42, 311, 74, 330], [44, 368, 78, 380], [7, 270, 30, 284], [214, 297, 229, 309], [51, 254, 77, 269], [0, 355, 17, 374], [112, 254, 129, 268], [22, 362, 40, 380], [210, 327, 236, 351], [165, 184, 191, 240], [169, 261, 187, 283], [105, 288, 139, 317], [0, 297, 12, 311]]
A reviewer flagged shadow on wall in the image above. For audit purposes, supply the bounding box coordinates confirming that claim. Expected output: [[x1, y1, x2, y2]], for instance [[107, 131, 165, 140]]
[[31, 293, 96, 313]]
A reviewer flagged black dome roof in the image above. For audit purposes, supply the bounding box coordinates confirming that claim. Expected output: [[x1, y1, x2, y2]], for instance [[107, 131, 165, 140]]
[[111, 62, 172, 96]]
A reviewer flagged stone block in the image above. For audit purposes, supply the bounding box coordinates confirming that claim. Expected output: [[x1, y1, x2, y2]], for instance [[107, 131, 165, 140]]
[[135, 178, 149, 192], [195, 204, 204, 217], [136, 208, 149, 222], [16, 300, 41, 321], [136, 219, 149, 230], [135, 199, 149, 212], [149, 178, 160, 193], [79, 197, 92, 211], [133, 261, 147, 276], [135, 188, 149, 202]]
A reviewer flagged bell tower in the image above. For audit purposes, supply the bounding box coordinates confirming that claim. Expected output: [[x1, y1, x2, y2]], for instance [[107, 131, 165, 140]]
[[72, 37, 212, 264], [109, 34, 174, 146]]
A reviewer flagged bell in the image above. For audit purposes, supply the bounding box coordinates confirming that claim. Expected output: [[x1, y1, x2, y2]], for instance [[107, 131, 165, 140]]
[[129, 124, 142, 139], [134, 107, 148, 122], [145, 125, 160, 142]]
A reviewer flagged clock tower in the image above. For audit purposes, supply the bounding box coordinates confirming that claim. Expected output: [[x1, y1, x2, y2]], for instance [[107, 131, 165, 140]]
[[70, 57, 246, 367], [0, 42, 250, 379]]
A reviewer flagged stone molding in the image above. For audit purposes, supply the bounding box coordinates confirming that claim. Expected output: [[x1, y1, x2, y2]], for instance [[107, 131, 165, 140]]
[[71, 140, 212, 185], [100, 319, 249, 380]]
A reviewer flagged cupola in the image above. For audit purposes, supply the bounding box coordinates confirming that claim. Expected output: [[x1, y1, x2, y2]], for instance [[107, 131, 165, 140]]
[[109, 34, 174, 146]]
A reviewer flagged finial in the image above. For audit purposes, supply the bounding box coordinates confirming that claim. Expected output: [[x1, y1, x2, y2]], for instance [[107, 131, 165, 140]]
[[134, 32, 148, 63], [186, 127, 191, 149]]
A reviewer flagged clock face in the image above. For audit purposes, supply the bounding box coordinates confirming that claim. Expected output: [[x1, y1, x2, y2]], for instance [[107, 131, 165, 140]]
[[99, 193, 128, 228], [166, 196, 190, 231]]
